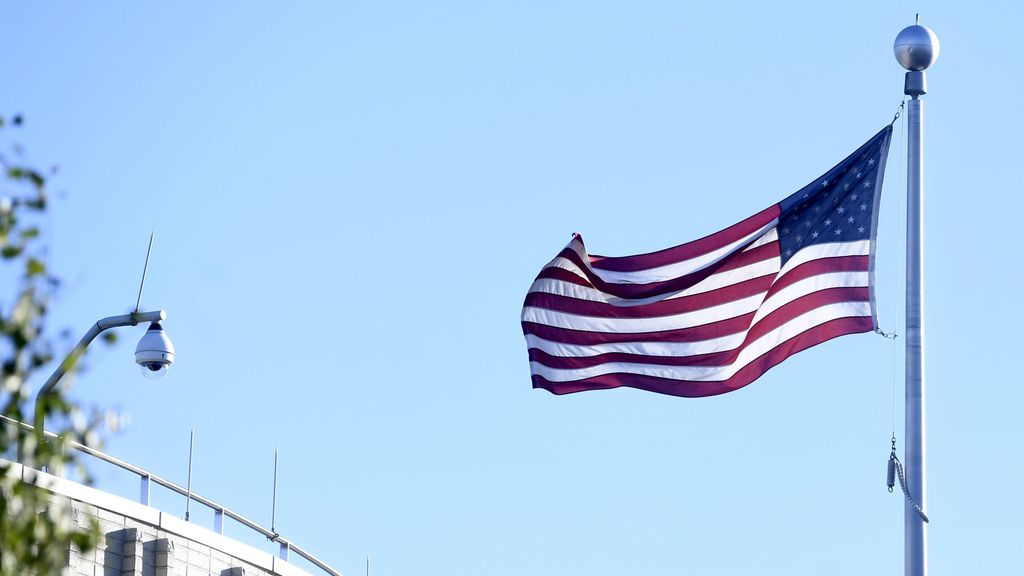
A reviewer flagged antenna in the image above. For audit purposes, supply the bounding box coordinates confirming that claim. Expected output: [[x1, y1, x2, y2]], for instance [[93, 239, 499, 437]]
[[185, 427, 194, 521], [271, 448, 279, 534], [134, 232, 155, 314], [367, 556, 370, 576]]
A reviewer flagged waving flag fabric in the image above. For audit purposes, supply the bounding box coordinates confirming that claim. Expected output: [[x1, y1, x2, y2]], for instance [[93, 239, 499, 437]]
[[522, 126, 892, 397]]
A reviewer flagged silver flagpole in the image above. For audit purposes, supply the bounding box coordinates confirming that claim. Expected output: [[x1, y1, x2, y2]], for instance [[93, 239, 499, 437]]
[[894, 18, 939, 576]]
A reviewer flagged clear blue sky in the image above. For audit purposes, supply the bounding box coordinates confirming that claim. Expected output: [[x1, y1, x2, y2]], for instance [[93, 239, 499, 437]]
[[2, 2, 1021, 575]]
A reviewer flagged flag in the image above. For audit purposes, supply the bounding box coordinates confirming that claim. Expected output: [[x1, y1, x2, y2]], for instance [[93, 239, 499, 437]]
[[521, 126, 892, 397]]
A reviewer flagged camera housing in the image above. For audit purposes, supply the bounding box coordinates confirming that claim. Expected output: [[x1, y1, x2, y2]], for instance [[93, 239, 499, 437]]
[[135, 322, 175, 380]]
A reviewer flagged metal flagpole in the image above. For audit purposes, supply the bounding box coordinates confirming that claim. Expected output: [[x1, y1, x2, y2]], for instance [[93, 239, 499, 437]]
[[894, 18, 939, 576]]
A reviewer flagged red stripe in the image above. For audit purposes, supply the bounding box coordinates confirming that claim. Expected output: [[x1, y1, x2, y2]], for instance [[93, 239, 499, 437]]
[[530, 316, 873, 397], [533, 266, 593, 288], [588, 206, 780, 271], [765, 255, 868, 299], [528, 286, 869, 369], [524, 274, 776, 318], [545, 241, 780, 300], [526, 254, 867, 320], [522, 312, 756, 345]]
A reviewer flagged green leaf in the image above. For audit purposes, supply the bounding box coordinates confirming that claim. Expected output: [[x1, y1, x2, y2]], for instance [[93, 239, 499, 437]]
[[1, 245, 23, 259], [101, 331, 117, 344], [26, 258, 45, 277], [30, 353, 52, 368], [27, 171, 44, 188], [19, 227, 39, 240]]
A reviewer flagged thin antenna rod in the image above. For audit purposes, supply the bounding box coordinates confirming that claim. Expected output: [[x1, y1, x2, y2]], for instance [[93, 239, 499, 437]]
[[271, 448, 279, 534], [367, 556, 370, 576], [134, 232, 155, 314], [185, 428, 194, 521]]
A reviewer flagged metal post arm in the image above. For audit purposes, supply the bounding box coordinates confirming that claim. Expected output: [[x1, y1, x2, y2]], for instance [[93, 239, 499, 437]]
[[33, 310, 166, 444]]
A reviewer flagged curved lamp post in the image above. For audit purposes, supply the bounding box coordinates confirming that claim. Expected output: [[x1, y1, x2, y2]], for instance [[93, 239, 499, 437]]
[[33, 310, 174, 446]]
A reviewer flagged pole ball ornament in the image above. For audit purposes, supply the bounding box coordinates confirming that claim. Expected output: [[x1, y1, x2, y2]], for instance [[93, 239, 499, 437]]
[[894, 25, 940, 71]]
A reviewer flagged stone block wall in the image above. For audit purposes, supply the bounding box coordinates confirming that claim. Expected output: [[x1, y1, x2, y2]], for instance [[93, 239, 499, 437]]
[[67, 501, 274, 576]]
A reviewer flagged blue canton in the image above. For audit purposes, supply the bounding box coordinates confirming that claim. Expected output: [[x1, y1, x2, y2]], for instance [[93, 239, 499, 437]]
[[776, 127, 891, 266]]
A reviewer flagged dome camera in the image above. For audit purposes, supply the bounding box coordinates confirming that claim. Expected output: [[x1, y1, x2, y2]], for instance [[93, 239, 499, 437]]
[[135, 322, 175, 380]]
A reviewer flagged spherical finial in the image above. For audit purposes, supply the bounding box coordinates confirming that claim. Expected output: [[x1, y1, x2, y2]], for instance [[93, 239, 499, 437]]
[[894, 24, 940, 71]]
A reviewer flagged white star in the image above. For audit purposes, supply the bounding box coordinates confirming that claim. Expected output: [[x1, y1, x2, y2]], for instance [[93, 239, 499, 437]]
[[863, 180, 871, 188], [785, 249, 793, 257], [856, 172, 862, 179], [835, 228, 842, 235], [824, 218, 832, 226], [805, 221, 812, 228], [837, 206, 845, 214], [812, 231, 819, 238], [850, 193, 858, 200], [860, 203, 868, 210], [858, 226, 866, 233], [782, 227, 789, 234], [795, 235, 803, 242], [814, 206, 821, 212], [803, 193, 809, 199], [847, 216, 855, 223], [843, 183, 850, 191], [821, 180, 829, 187], [868, 158, 875, 165]]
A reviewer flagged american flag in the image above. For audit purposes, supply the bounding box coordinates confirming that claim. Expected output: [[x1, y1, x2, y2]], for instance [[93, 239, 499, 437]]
[[522, 126, 892, 397]]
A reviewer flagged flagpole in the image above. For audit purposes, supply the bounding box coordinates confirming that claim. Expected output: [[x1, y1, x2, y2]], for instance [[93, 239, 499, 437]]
[[894, 20, 939, 576]]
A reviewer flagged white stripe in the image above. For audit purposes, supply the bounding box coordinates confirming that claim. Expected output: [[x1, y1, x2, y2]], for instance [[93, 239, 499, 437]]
[[528, 257, 782, 306], [526, 332, 746, 358], [534, 229, 782, 304], [530, 238, 867, 308], [522, 269, 866, 334], [783, 239, 870, 272], [530, 300, 871, 383], [571, 219, 779, 284], [746, 228, 779, 250], [522, 290, 767, 333], [668, 255, 779, 298], [752, 271, 868, 323]]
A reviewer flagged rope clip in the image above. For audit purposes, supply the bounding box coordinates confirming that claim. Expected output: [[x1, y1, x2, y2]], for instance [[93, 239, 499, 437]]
[[891, 101, 905, 125], [886, 440, 929, 523]]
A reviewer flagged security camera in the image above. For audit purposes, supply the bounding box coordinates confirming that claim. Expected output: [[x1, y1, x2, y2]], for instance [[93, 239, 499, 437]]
[[135, 322, 175, 380]]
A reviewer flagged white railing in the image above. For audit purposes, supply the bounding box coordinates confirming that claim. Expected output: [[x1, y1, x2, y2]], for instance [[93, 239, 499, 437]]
[[0, 415, 341, 576]]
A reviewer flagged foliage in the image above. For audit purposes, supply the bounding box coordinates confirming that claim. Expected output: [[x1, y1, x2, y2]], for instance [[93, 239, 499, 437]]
[[0, 115, 101, 575]]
